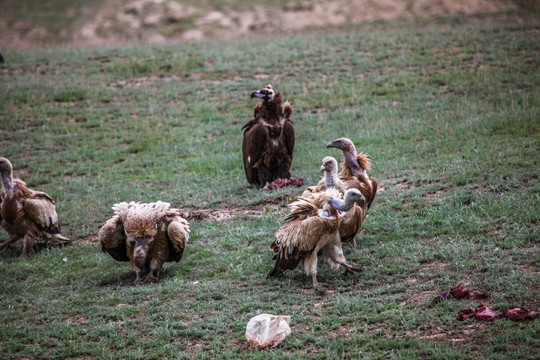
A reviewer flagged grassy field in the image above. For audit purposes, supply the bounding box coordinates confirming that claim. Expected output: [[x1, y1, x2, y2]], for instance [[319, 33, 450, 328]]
[[0, 11, 539, 360]]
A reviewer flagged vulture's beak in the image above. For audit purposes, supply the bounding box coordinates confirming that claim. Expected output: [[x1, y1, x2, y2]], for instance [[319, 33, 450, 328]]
[[326, 141, 336, 148], [251, 90, 265, 99], [320, 164, 327, 173]]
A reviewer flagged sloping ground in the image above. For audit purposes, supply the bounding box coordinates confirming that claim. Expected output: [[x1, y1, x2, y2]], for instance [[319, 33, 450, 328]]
[[0, 0, 525, 49]]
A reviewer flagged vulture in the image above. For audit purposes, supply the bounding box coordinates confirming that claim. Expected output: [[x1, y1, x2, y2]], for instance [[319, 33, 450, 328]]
[[242, 84, 295, 189], [268, 189, 364, 287], [327, 138, 378, 247], [99, 201, 190, 283], [301, 156, 346, 198], [326, 138, 378, 208], [0, 157, 70, 256]]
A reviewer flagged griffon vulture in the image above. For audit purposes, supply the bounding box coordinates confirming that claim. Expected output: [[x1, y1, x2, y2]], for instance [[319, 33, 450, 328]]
[[301, 156, 346, 198], [326, 138, 378, 209], [268, 189, 364, 287], [242, 84, 295, 189], [327, 138, 378, 247], [99, 201, 190, 283], [0, 157, 70, 256]]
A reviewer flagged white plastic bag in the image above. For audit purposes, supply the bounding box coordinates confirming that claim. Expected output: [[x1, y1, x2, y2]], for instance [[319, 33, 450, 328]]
[[245, 314, 291, 349]]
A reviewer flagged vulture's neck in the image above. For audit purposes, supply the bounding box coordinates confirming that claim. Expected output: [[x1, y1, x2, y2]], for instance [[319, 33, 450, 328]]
[[343, 146, 361, 173], [1, 171, 14, 197], [324, 171, 340, 190], [259, 94, 283, 124], [330, 197, 356, 212]]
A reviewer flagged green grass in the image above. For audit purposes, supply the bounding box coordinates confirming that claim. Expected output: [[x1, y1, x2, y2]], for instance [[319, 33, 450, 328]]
[[1, 12, 539, 360]]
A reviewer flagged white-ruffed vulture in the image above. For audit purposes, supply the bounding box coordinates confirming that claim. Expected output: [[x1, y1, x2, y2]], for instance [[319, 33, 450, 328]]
[[242, 84, 295, 189], [0, 157, 70, 256], [268, 189, 363, 287], [99, 201, 190, 283]]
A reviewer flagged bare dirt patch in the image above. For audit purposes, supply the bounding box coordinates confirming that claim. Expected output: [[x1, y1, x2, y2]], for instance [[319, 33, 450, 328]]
[[182, 202, 283, 222], [407, 322, 491, 344], [0, 0, 519, 49]]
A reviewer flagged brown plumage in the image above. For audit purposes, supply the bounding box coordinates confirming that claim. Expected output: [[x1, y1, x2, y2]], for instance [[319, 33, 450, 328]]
[[268, 189, 363, 287], [326, 138, 378, 247], [0, 157, 70, 256], [98, 201, 190, 283], [242, 84, 295, 189]]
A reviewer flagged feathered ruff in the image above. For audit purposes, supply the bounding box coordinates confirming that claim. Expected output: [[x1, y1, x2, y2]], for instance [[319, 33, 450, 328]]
[[339, 153, 377, 210], [0, 178, 70, 255], [242, 90, 295, 187], [99, 201, 190, 282]]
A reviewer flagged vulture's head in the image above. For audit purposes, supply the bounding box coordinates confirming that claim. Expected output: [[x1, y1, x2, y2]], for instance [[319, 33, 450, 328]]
[[0, 157, 13, 176], [125, 220, 158, 265], [320, 156, 338, 174], [326, 137, 356, 153], [251, 84, 275, 102], [329, 189, 365, 213]]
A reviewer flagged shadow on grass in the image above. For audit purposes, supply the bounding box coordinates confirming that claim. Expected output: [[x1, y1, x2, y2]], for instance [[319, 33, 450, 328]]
[[98, 270, 137, 287], [97, 268, 177, 287]]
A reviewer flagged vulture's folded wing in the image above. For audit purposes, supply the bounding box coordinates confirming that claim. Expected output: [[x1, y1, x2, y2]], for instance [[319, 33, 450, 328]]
[[98, 215, 129, 262], [167, 216, 190, 253], [283, 120, 295, 160], [274, 215, 331, 256], [340, 205, 364, 243], [23, 196, 59, 230]]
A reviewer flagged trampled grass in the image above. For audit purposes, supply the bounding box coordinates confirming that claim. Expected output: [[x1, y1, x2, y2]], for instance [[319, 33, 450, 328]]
[[0, 12, 539, 360]]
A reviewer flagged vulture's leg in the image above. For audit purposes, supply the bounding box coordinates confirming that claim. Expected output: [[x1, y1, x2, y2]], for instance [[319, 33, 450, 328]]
[[351, 236, 359, 248], [21, 234, 37, 256], [323, 243, 361, 273], [304, 252, 319, 287], [257, 166, 272, 189], [312, 274, 319, 287], [276, 162, 292, 180], [0, 234, 21, 250], [132, 263, 145, 283], [141, 259, 160, 283]]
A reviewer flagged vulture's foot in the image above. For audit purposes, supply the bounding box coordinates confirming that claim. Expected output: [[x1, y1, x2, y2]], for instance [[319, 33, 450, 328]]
[[351, 239, 359, 248], [0, 242, 13, 251], [141, 274, 158, 283], [342, 263, 362, 273]]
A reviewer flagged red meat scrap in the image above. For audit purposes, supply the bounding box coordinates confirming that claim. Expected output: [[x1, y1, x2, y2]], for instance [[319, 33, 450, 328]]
[[436, 285, 487, 302], [266, 177, 304, 190], [502, 307, 538, 321], [457, 304, 496, 321]]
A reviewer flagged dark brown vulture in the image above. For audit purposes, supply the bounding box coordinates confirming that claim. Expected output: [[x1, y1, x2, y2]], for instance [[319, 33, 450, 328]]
[[326, 138, 378, 247], [0, 157, 70, 256], [242, 84, 295, 189], [99, 201, 190, 283], [268, 189, 363, 287]]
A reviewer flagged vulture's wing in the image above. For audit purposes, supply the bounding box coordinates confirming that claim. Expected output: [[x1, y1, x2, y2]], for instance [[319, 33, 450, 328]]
[[23, 194, 59, 231], [368, 176, 378, 209], [242, 122, 266, 184], [269, 214, 333, 275], [340, 205, 364, 243], [166, 216, 190, 262], [99, 215, 129, 262], [283, 120, 295, 161]]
